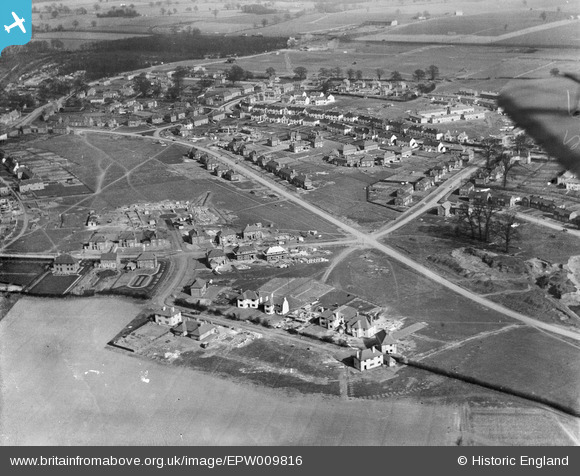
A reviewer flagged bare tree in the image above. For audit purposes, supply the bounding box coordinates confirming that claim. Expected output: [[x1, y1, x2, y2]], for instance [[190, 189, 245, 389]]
[[376, 68, 385, 81], [481, 137, 501, 169], [498, 152, 517, 188], [493, 213, 520, 253]]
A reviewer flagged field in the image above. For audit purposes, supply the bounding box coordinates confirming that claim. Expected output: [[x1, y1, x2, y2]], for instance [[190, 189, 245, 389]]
[[0, 259, 50, 287], [31, 32, 151, 50], [388, 11, 568, 38], [424, 326, 580, 414], [228, 43, 580, 87], [28, 271, 81, 295]]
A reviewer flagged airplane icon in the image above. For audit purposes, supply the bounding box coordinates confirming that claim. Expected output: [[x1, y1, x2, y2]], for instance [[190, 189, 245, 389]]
[[4, 12, 26, 34]]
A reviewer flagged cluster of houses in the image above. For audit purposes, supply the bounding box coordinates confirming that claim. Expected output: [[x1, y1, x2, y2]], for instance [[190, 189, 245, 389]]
[[151, 306, 218, 343], [520, 195, 580, 226], [83, 230, 171, 252], [427, 89, 501, 112], [193, 143, 315, 190], [234, 284, 400, 371], [51, 251, 159, 275], [205, 244, 291, 270], [408, 104, 486, 124]]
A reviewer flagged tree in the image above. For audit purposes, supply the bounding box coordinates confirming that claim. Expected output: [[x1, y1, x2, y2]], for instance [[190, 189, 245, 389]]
[[390, 70, 403, 81], [456, 200, 501, 243], [72, 20, 79, 30], [413, 69, 426, 82], [540, 11, 547, 22], [213, 9, 219, 19], [50, 38, 64, 49], [266, 67, 276, 79], [355, 70, 363, 80], [493, 213, 520, 253], [550, 67, 560, 77], [330, 66, 342, 78], [133, 73, 152, 96], [346, 68, 356, 80], [514, 134, 532, 157], [261, 18, 268, 27], [168, 66, 188, 98], [91, 20, 97, 27], [426, 64, 439, 81], [318, 67, 330, 78], [293, 66, 308, 80], [498, 151, 517, 188], [481, 137, 501, 169], [226, 65, 246, 84], [375, 68, 385, 81]]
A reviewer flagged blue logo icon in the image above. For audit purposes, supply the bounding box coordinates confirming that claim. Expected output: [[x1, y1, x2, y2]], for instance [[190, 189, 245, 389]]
[[1, 1, 31, 55]]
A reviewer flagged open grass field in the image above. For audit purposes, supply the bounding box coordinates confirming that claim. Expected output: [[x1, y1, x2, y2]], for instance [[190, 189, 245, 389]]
[[496, 21, 580, 48], [424, 325, 580, 415], [231, 42, 579, 87], [390, 11, 568, 37]]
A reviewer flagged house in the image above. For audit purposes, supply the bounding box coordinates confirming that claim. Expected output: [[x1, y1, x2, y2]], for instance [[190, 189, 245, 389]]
[[395, 192, 413, 206], [237, 290, 260, 308], [358, 156, 375, 167], [318, 309, 343, 331], [84, 234, 113, 251], [353, 348, 384, 371], [53, 254, 80, 275], [345, 315, 376, 338], [242, 223, 263, 241], [374, 330, 398, 354], [18, 178, 45, 193], [192, 115, 209, 127], [459, 182, 475, 197], [414, 176, 434, 192], [553, 208, 578, 223], [437, 200, 453, 217], [154, 306, 182, 327], [278, 167, 296, 182], [178, 319, 217, 341], [187, 278, 208, 297], [216, 228, 237, 246], [224, 169, 241, 181], [99, 252, 119, 269], [264, 246, 288, 262], [234, 245, 257, 261], [136, 252, 158, 269], [293, 173, 313, 190], [207, 249, 227, 268]]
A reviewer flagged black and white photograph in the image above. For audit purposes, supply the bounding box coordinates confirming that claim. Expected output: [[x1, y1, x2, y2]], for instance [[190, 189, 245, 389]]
[[0, 0, 579, 447]]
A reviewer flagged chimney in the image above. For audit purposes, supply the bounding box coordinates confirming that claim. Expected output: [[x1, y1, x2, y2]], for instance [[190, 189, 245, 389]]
[[182, 315, 188, 337]]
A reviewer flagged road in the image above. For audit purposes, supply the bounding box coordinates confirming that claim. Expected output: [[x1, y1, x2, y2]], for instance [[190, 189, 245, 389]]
[[373, 163, 481, 238], [79, 129, 580, 342], [515, 212, 580, 238]]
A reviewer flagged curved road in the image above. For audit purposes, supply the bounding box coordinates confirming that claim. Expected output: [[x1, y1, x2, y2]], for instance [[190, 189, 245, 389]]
[[83, 128, 580, 342]]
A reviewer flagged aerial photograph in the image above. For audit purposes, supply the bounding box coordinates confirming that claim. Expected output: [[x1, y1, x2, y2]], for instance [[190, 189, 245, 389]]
[[0, 0, 579, 446]]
